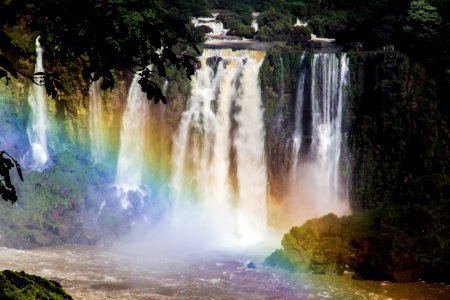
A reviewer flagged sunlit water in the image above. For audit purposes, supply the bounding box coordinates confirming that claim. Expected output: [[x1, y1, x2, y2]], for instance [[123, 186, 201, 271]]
[[26, 36, 49, 170], [0, 245, 449, 299]]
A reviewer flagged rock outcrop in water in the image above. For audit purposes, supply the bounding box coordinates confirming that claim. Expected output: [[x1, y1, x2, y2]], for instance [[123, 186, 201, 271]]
[[265, 200, 450, 283]]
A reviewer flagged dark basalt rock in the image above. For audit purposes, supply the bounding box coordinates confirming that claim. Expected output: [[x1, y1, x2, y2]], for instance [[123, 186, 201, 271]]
[[246, 261, 256, 269]]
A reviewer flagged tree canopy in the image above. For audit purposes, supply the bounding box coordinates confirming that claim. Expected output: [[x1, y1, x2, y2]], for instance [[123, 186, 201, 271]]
[[0, 0, 210, 102]]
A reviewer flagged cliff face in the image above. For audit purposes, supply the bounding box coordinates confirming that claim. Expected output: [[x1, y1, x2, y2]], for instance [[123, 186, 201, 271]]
[[260, 47, 449, 213], [346, 49, 449, 211], [259, 47, 302, 208]]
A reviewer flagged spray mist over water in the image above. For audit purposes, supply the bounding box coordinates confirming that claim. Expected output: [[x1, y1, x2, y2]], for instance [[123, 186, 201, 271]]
[[288, 53, 351, 225], [26, 36, 49, 170]]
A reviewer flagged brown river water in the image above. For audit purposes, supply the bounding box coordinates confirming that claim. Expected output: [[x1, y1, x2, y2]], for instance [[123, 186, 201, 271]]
[[0, 245, 449, 299]]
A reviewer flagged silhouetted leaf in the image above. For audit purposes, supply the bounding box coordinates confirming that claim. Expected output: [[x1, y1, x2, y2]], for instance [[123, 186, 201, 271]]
[[43, 76, 58, 99], [0, 54, 17, 78], [157, 63, 166, 77], [162, 48, 179, 65], [192, 43, 201, 55], [0, 31, 14, 52], [93, 71, 102, 81], [53, 78, 64, 91], [100, 78, 114, 91], [15, 164, 23, 182], [0, 151, 21, 203], [151, 53, 160, 65]]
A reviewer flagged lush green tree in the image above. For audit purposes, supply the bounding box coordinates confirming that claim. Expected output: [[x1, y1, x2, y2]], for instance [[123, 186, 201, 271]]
[[0, 0, 206, 103], [404, 0, 443, 43]]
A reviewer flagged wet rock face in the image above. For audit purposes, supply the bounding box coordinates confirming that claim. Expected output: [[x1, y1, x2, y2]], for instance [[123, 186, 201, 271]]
[[259, 47, 302, 204]]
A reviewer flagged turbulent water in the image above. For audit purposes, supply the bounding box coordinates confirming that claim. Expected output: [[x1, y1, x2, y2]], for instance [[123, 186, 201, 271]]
[[89, 79, 106, 163], [26, 36, 49, 170], [171, 49, 267, 246], [1, 245, 449, 300], [289, 53, 350, 219]]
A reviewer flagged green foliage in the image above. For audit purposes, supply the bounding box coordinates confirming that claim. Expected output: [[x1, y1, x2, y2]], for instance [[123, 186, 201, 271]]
[[346, 49, 448, 211], [257, 8, 292, 41], [404, 0, 443, 42], [0, 0, 205, 102], [217, 11, 249, 31], [0, 270, 72, 300], [0, 150, 112, 248]]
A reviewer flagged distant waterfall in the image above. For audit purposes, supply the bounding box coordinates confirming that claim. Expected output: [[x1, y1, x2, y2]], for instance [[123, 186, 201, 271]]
[[192, 14, 229, 36], [89, 79, 106, 163], [27, 36, 49, 170], [115, 73, 150, 209], [171, 49, 267, 245], [251, 12, 260, 32], [291, 53, 350, 217]]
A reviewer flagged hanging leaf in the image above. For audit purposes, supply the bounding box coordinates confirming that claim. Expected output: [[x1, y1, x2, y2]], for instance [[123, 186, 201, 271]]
[[157, 63, 166, 77], [0, 54, 17, 78], [0, 69, 7, 79], [93, 71, 102, 81], [0, 151, 22, 204], [15, 163, 23, 182], [53, 78, 64, 91], [150, 53, 160, 65]]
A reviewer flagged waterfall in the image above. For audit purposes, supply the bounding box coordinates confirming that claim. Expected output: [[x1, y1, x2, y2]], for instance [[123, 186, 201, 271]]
[[115, 73, 150, 209], [291, 53, 350, 217], [279, 56, 285, 98], [171, 49, 267, 245], [251, 12, 260, 32], [192, 14, 229, 36], [292, 53, 306, 169], [26, 36, 49, 170], [89, 79, 106, 163]]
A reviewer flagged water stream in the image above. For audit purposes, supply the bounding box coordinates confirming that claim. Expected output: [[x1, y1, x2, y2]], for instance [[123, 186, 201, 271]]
[[171, 49, 267, 247], [289, 53, 350, 220], [26, 36, 49, 170], [115, 72, 150, 209], [89, 79, 106, 163]]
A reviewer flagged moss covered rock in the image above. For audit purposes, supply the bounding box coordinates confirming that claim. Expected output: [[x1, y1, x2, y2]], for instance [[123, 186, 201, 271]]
[[0, 270, 72, 300], [265, 202, 450, 283]]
